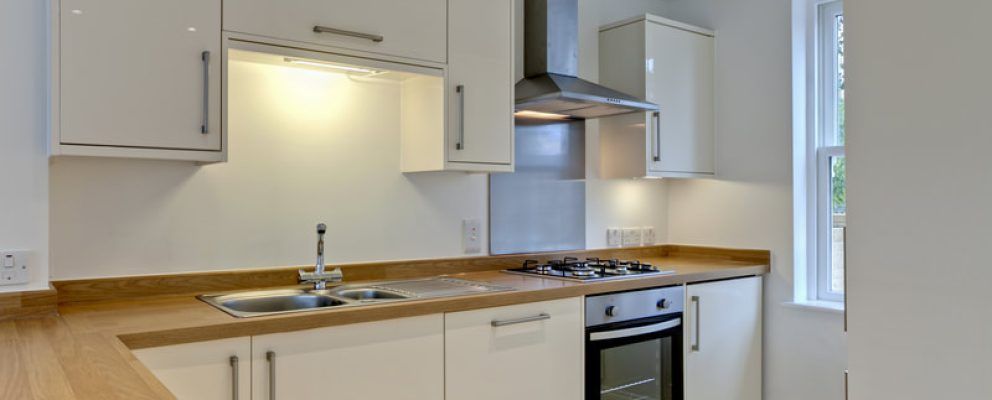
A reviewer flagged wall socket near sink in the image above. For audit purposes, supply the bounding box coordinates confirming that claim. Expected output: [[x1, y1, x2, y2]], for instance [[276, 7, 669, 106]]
[[0, 250, 31, 286], [462, 219, 482, 254]]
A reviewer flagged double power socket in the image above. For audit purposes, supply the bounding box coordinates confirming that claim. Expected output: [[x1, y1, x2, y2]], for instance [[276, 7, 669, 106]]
[[607, 227, 656, 248]]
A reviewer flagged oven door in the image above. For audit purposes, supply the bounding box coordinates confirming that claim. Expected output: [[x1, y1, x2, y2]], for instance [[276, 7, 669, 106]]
[[586, 314, 683, 400]]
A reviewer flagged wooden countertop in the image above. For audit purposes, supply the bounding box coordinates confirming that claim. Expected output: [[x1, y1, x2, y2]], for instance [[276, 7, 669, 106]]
[[2, 254, 768, 399]]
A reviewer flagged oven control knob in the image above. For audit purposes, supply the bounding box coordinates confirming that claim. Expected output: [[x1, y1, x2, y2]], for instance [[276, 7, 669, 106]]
[[657, 299, 669, 309], [605, 306, 618, 317]]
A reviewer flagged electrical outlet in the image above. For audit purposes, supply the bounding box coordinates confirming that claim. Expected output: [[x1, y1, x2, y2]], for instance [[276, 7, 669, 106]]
[[0, 250, 30, 286], [622, 228, 642, 247], [642, 227, 656, 245], [607, 228, 622, 247], [462, 219, 482, 254]]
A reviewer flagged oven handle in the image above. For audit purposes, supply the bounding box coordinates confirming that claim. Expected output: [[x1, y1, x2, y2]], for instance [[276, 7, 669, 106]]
[[589, 318, 681, 342]]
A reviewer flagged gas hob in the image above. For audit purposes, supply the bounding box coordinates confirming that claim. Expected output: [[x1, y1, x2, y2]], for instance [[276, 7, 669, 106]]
[[502, 257, 675, 282]]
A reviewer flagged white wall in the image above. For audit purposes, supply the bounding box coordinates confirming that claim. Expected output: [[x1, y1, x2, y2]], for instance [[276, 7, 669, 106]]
[[48, 0, 672, 280], [659, 0, 847, 399], [846, 1, 992, 398], [0, 0, 50, 292]]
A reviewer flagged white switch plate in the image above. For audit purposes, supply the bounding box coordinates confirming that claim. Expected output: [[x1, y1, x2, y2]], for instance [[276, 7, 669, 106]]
[[607, 228, 622, 247], [0, 250, 30, 286], [622, 228, 642, 247], [462, 219, 482, 254], [642, 227, 656, 245]]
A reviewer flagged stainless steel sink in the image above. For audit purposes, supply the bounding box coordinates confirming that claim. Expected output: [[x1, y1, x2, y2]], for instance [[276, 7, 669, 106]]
[[200, 277, 513, 318], [333, 288, 412, 301], [205, 289, 348, 317]]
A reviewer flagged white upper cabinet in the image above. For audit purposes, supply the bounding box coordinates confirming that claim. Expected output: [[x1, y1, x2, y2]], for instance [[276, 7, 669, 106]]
[[445, 298, 583, 400], [599, 15, 715, 178], [55, 0, 224, 161], [251, 315, 444, 400], [444, 0, 515, 169], [133, 337, 251, 400], [224, 0, 447, 64], [401, 0, 514, 172], [685, 277, 763, 400]]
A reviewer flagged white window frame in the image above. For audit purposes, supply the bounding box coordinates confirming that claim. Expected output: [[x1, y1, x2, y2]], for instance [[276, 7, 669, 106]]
[[815, 0, 845, 302], [793, 0, 844, 305]]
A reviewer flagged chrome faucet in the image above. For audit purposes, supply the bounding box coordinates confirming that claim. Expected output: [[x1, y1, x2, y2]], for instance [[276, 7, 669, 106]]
[[299, 223, 343, 290]]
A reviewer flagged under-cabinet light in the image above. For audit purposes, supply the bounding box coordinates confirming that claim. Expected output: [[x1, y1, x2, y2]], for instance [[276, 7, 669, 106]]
[[283, 57, 381, 74], [514, 110, 572, 120]]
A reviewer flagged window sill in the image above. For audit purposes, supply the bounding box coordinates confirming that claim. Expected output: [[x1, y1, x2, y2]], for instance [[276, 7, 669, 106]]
[[783, 299, 845, 314]]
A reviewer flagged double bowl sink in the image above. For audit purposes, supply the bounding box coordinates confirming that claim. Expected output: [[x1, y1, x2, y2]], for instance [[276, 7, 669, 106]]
[[199, 277, 512, 318]]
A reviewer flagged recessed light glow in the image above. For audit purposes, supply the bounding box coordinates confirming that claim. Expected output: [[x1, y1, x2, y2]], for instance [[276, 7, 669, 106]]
[[514, 110, 572, 120], [71, 9, 83, 15], [187, 27, 197, 32], [283, 57, 381, 74]]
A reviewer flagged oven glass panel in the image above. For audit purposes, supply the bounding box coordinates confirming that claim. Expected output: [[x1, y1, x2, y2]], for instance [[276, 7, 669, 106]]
[[599, 336, 674, 400]]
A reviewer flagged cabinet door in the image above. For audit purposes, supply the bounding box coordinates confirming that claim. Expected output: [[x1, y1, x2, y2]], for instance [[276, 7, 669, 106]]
[[59, 0, 221, 151], [446, 0, 514, 166], [445, 298, 583, 400], [224, 0, 446, 64], [251, 315, 443, 400], [645, 22, 715, 176], [685, 277, 762, 400], [133, 337, 251, 400]]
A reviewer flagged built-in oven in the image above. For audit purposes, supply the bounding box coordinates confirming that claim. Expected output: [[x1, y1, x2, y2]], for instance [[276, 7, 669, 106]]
[[586, 285, 684, 400]]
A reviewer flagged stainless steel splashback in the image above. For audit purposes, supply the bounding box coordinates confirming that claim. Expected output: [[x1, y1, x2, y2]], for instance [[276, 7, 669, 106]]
[[490, 120, 585, 255]]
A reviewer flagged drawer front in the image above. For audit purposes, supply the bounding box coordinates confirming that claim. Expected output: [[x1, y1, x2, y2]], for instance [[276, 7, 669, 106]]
[[445, 297, 583, 400], [224, 0, 446, 64]]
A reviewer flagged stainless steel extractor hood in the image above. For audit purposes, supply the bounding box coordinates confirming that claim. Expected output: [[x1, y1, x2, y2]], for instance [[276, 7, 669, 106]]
[[515, 0, 658, 119]]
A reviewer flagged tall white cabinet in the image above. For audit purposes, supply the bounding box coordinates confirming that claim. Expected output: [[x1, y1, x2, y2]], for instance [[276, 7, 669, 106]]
[[54, 0, 224, 162], [445, 298, 583, 400], [132, 337, 251, 400], [599, 15, 715, 178], [250, 315, 443, 400], [685, 277, 763, 400]]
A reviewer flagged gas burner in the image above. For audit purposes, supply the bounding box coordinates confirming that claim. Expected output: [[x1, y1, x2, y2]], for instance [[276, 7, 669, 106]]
[[570, 266, 598, 277], [504, 257, 675, 282]]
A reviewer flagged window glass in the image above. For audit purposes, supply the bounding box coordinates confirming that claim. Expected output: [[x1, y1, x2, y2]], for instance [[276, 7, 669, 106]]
[[830, 155, 846, 294], [834, 15, 845, 146]]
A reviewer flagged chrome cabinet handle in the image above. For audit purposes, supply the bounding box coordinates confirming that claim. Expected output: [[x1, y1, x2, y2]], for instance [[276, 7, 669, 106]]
[[456, 84, 465, 150], [313, 25, 384, 43], [229, 356, 239, 400], [201, 51, 210, 134], [652, 111, 661, 161], [691, 295, 701, 352], [491, 313, 550, 327], [266, 351, 276, 399]]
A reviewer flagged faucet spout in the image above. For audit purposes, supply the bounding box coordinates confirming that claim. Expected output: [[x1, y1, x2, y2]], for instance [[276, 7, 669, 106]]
[[316, 223, 326, 275], [300, 223, 342, 290]]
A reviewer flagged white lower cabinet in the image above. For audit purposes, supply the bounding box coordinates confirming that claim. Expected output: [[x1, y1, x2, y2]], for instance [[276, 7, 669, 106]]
[[136, 287, 762, 400], [444, 297, 584, 400], [132, 337, 251, 400], [685, 277, 763, 400], [251, 314, 444, 400]]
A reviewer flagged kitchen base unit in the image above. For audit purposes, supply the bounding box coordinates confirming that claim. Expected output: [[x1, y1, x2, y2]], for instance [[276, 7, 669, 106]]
[[685, 276, 763, 400], [132, 337, 251, 400], [445, 297, 584, 400]]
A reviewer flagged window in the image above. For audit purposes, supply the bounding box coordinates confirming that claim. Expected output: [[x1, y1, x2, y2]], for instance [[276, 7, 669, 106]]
[[796, 0, 845, 304], [806, 1, 847, 301]]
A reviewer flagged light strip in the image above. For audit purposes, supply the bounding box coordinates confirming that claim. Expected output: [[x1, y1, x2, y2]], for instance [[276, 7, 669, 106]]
[[283, 57, 380, 74], [514, 110, 572, 120]]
